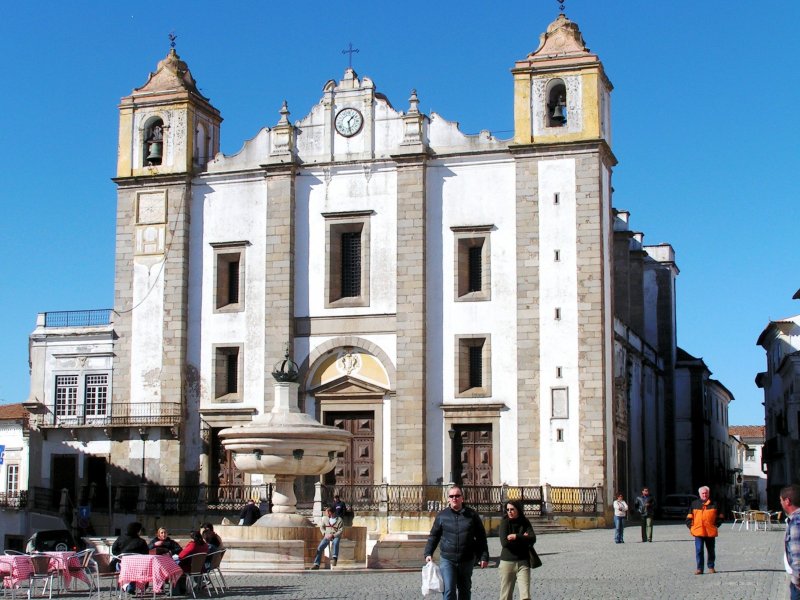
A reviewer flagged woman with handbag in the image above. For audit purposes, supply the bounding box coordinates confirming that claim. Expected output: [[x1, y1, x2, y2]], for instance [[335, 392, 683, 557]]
[[499, 500, 537, 600]]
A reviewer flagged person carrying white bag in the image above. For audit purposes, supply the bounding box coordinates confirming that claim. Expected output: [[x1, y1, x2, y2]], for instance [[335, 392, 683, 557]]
[[422, 559, 445, 597]]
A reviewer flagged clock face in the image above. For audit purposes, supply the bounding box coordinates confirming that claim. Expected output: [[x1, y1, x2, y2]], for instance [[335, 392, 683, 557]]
[[335, 108, 363, 137]]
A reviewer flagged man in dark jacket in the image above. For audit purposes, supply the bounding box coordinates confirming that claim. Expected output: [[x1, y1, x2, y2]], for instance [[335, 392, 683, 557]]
[[424, 485, 489, 599], [634, 487, 656, 542], [238, 499, 262, 526]]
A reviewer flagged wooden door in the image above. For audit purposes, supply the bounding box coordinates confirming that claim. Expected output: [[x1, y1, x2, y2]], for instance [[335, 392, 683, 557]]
[[210, 428, 244, 503], [324, 412, 374, 486], [454, 425, 492, 486]]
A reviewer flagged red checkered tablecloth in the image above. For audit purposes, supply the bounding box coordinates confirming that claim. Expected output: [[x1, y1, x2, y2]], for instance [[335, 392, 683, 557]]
[[0, 555, 34, 589], [119, 554, 183, 593]]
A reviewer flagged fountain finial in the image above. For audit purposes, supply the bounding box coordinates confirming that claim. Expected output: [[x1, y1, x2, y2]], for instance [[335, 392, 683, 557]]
[[272, 346, 299, 382]]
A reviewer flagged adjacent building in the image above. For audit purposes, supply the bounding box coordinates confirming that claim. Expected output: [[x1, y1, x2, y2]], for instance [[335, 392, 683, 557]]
[[756, 312, 800, 507], [729, 425, 767, 509]]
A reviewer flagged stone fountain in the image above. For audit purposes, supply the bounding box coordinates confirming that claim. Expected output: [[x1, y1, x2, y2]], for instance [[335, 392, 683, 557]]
[[216, 352, 354, 569]]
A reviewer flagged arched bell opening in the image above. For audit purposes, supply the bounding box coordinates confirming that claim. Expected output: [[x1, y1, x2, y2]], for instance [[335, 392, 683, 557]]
[[143, 118, 164, 166], [546, 79, 567, 127]]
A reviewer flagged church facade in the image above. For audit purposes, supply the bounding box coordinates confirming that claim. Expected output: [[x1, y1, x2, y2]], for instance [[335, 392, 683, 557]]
[[24, 13, 693, 515]]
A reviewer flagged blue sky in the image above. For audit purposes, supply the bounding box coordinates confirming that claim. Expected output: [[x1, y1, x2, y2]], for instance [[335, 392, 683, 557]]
[[0, 1, 797, 426]]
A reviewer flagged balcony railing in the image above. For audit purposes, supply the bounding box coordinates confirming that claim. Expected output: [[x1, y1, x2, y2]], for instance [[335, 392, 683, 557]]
[[39, 402, 182, 428], [0, 491, 27, 509], [44, 309, 113, 327]]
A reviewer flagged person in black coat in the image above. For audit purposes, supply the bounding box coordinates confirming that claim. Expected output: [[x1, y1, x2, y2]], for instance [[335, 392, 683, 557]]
[[424, 485, 489, 599], [148, 527, 182, 555], [238, 499, 262, 526], [498, 500, 535, 600]]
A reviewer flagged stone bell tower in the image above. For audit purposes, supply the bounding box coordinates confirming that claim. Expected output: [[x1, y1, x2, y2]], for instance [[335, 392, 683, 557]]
[[511, 12, 612, 146], [510, 12, 618, 493], [111, 47, 221, 485]]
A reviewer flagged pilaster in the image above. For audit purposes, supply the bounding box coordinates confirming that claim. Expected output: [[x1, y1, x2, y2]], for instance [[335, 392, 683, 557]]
[[512, 152, 541, 484], [392, 152, 428, 483], [263, 163, 297, 413]]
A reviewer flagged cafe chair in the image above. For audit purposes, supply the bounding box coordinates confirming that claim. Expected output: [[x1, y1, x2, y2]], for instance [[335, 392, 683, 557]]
[[730, 510, 749, 531], [29, 554, 57, 600], [180, 553, 209, 599], [66, 549, 95, 591], [88, 553, 120, 599], [748, 510, 769, 532], [204, 549, 227, 594]]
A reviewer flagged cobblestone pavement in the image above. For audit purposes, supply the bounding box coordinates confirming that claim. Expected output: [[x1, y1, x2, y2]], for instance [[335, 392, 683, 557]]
[[65, 522, 790, 599]]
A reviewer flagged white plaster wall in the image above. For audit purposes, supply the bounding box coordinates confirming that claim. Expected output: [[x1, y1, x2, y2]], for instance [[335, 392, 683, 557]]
[[297, 166, 397, 317], [538, 159, 579, 486], [131, 259, 165, 404], [0, 422, 27, 493], [193, 175, 268, 413], [430, 156, 517, 483]]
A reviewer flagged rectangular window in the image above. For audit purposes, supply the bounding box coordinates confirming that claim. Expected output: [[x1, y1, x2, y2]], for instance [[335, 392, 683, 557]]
[[214, 346, 243, 401], [453, 226, 492, 302], [455, 335, 491, 397], [324, 212, 372, 308], [468, 346, 483, 388], [6, 465, 19, 495], [556, 366, 563, 378], [85, 374, 108, 416], [554, 249, 561, 262], [468, 246, 482, 292], [551, 387, 569, 418], [745, 448, 755, 461], [556, 428, 564, 442], [340, 231, 362, 297], [553, 192, 560, 205], [55, 375, 78, 416], [212, 242, 249, 312], [554, 307, 562, 320]]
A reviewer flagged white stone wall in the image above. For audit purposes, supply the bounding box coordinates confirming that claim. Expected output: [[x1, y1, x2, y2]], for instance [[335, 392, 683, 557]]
[[191, 175, 268, 413], [431, 156, 518, 483], [538, 158, 580, 486]]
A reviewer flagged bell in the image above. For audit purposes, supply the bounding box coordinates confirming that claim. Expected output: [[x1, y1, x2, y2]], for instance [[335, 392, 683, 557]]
[[551, 98, 566, 123], [146, 141, 163, 162]]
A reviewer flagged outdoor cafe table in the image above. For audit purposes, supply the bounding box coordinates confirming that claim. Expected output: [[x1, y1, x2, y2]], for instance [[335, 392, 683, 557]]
[[0, 555, 33, 590], [119, 554, 183, 594], [42, 551, 90, 589]]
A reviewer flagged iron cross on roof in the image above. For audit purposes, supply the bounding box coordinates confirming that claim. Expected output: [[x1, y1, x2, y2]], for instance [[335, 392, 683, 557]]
[[342, 42, 359, 68]]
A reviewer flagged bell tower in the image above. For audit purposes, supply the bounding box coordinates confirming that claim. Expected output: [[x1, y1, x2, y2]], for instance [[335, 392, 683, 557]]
[[117, 47, 221, 176], [511, 12, 612, 146], [112, 47, 221, 485]]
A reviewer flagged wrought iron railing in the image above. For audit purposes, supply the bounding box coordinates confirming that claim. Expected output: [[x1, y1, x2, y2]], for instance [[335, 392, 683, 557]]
[[39, 402, 182, 427], [321, 484, 545, 516], [44, 310, 113, 327], [37, 483, 590, 518], [549, 486, 598, 514], [0, 491, 27, 509]]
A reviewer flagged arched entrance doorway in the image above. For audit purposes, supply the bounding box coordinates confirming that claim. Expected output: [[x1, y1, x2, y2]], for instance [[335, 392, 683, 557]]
[[305, 345, 392, 488]]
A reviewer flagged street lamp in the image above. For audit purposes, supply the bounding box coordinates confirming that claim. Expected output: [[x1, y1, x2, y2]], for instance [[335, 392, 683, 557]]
[[138, 427, 149, 482]]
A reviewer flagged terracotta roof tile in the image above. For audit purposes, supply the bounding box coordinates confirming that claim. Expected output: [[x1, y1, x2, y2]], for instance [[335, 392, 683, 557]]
[[729, 425, 765, 439]]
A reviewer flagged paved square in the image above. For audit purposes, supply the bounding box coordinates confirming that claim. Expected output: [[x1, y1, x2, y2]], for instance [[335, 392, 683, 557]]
[[65, 522, 791, 599]]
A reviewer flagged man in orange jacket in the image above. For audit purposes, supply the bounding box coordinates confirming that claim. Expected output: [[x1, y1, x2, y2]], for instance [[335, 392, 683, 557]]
[[686, 485, 723, 575]]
